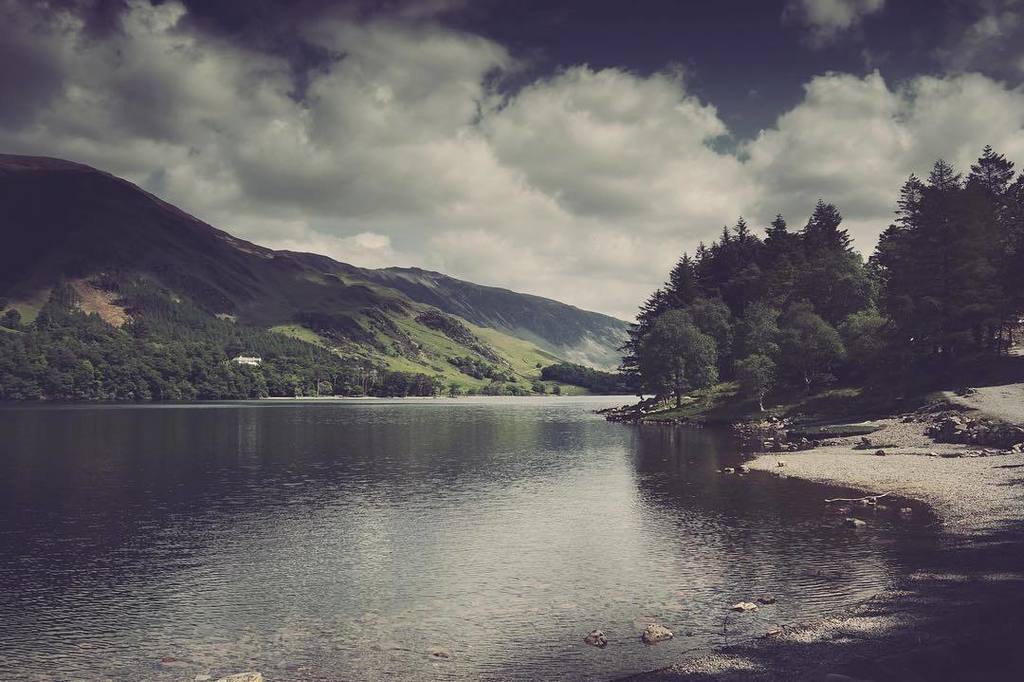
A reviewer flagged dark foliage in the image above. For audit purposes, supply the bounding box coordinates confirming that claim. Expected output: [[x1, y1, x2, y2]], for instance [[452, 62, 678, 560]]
[[540, 362, 637, 394], [0, 278, 444, 400], [624, 147, 1024, 403], [415, 309, 500, 361]]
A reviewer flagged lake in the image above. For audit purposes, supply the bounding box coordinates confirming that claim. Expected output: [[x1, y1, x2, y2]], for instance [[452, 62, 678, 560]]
[[0, 397, 937, 681]]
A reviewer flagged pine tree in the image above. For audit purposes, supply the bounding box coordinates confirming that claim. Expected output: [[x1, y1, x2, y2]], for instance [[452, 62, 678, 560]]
[[967, 145, 1014, 198], [802, 200, 851, 252], [666, 254, 699, 307]]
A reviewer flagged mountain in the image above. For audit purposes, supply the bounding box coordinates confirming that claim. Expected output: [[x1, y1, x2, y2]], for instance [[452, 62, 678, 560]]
[[283, 256, 627, 368], [0, 154, 628, 396]]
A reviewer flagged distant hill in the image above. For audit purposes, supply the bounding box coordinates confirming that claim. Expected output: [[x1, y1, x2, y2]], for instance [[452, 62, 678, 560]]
[[0, 154, 628, 396], [284, 256, 628, 368]]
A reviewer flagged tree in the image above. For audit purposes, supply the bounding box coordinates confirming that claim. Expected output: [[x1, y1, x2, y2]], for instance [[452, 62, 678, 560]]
[[666, 254, 699, 307], [687, 297, 734, 375], [874, 156, 1005, 359], [838, 308, 888, 376], [1, 308, 20, 329], [802, 200, 851, 253], [779, 304, 845, 390], [734, 301, 780, 360], [735, 354, 775, 411], [638, 310, 718, 407]]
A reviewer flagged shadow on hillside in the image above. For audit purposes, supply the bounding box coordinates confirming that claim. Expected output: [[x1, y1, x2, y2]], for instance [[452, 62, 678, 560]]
[[627, 518, 1024, 682]]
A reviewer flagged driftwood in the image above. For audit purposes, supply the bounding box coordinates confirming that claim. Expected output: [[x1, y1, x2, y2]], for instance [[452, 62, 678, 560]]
[[824, 492, 894, 504]]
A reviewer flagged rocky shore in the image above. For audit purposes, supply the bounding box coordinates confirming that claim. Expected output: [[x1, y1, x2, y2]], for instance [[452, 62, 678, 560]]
[[624, 384, 1024, 681]]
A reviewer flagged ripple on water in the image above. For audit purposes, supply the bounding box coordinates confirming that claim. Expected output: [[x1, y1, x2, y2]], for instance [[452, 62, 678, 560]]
[[0, 398, 937, 681]]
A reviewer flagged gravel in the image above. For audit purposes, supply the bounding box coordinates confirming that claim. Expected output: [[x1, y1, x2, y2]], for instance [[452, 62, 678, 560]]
[[945, 382, 1024, 425], [748, 417, 1024, 535], [622, 386, 1024, 681]]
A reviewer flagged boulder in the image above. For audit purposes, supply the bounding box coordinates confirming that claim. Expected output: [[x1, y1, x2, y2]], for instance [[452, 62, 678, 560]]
[[776, 460, 787, 468], [731, 602, 759, 612], [214, 674, 263, 682], [641, 623, 673, 644], [844, 517, 867, 528], [737, 464, 750, 474], [583, 630, 608, 648], [722, 467, 735, 474]]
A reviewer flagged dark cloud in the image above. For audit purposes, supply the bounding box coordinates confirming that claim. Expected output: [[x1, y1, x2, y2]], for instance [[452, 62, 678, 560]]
[[2, 0, 1024, 318]]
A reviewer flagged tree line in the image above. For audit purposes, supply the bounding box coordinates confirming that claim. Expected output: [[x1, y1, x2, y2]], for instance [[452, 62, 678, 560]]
[[622, 146, 1024, 408], [0, 280, 445, 400]]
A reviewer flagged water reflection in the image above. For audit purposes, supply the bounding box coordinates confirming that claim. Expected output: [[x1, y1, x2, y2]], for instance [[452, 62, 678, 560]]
[[0, 398, 937, 681]]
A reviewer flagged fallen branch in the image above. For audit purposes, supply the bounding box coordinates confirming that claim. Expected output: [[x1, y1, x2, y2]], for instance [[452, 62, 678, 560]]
[[824, 492, 894, 503]]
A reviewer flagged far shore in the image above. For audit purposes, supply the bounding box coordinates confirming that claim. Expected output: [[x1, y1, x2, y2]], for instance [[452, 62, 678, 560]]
[[624, 383, 1024, 681]]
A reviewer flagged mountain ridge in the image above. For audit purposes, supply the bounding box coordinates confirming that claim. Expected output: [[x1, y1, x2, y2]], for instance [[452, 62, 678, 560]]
[[0, 154, 628, 391]]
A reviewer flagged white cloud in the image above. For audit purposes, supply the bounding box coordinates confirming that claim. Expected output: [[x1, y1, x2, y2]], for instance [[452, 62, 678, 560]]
[[745, 70, 1024, 250], [3, 0, 1024, 321], [784, 0, 886, 46]]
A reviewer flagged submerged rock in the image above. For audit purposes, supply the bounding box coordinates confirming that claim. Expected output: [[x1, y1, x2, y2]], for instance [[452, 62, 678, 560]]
[[428, 648, 452, 660], [737, 464, 750, 474], [756, 594, 777, 605], [844, 517, 867, 528], [722, 467, 735, 474], [583, 630, 608, 648], [731, 602, 759, 612], [641, 623, 674, 644]]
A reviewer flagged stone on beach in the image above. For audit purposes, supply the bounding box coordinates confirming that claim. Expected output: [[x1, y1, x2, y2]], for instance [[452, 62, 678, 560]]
[[641, 623, 674, 644]]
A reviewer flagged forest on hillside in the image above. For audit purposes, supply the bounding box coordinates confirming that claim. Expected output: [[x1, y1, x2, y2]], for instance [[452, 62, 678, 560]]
[[623, 146, 1024, 409], [0, 280, 451, 400]]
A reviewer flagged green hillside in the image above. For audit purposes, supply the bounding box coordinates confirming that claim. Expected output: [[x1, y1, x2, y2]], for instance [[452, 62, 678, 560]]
[[0, 154, 631, 399]]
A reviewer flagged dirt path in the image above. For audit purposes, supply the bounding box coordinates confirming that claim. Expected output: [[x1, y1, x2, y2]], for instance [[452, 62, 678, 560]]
[[945, 382, 1024, 426]]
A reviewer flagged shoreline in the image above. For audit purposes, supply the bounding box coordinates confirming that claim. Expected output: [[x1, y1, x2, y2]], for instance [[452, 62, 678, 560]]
[[623, 387, 1024, 681]]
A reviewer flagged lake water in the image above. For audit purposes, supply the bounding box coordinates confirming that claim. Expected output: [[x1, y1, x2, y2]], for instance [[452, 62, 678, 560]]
[[0, 397, 938, 681]]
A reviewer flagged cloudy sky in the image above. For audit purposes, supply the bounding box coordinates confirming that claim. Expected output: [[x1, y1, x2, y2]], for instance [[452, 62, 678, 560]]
[[3, 0, 1024, 319]]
